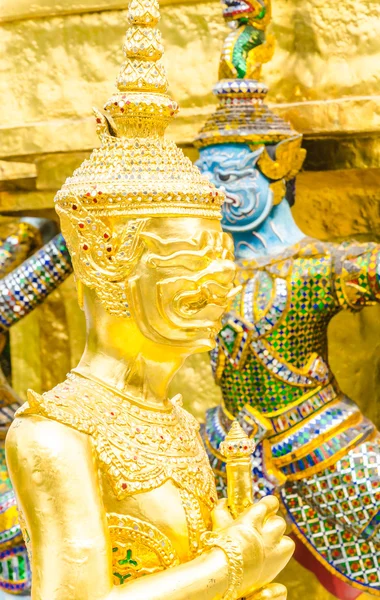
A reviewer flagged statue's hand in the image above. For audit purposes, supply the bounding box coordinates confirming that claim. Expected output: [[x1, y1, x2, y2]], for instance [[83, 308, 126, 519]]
[[210, 496, 294, 598]]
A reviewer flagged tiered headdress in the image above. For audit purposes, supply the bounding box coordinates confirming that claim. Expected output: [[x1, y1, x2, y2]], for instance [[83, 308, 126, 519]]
[[55, 0, 223, 221], [195, 0, 306, 182], [55, 0, 224, 316]]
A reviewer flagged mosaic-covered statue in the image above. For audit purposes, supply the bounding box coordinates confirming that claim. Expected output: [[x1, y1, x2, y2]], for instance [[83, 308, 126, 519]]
[[195, 1, 380, 598], [5, 1, 294, 598], [0, 218, 72, 597]]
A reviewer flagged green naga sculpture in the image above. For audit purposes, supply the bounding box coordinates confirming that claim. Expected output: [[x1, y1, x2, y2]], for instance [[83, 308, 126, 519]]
[[218, 0, 274, 80], [194, 1, 380, 599]]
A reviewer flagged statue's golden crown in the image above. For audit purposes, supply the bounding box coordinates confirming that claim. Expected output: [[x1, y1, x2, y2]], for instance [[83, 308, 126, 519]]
[[55, 0, 223, 220]]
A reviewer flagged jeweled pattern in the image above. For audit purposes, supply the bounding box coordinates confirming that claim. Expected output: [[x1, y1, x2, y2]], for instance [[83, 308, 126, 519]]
[[282, 439, 380, 589], [0, 234, 72, 331]]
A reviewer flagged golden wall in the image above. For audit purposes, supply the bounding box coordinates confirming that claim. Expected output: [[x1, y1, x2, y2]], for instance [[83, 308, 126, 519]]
[[0, 1, 379, 598]]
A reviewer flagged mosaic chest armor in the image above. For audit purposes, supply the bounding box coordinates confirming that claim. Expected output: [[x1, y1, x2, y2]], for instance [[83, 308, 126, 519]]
[[203, 237, 380, 595]]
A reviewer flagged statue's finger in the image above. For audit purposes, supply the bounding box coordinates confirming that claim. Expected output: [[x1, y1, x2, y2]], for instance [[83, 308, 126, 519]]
[[261, 515, 287, 548], [257, 537, 295, 587], [211, 498, 234, 530], [245, 496, 279, 530]]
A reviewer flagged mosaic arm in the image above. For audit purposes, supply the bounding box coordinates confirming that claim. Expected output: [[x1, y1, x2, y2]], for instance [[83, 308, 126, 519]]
[[0, 234, 72, 331], [6, 415, 292, 600], [0, 218, 46, 277], [332, 241, 380, 310]]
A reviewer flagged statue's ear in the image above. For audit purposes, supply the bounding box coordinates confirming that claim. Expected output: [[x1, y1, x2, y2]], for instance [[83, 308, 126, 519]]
[[257, 136, 306, 181], [93, 107, 117, 138], [239, 145, 265, 170]]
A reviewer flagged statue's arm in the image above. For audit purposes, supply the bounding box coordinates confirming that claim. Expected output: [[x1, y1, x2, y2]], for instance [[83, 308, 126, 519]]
[[332, 241, 380, 310], [5, 416, 229, 600], [0, 234, 72, 331]]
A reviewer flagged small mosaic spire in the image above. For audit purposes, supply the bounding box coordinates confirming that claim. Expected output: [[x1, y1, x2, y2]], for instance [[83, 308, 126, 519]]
[[220, 420, 255, 518]]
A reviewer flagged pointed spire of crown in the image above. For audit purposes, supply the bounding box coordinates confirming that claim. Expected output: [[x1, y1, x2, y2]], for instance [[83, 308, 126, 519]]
[[116, 0, 167, 94], [103, 0, 178, 139]]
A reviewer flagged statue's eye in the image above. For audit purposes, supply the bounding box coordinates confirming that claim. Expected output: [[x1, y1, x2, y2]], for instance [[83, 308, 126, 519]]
[[218, 173, 231, 182]]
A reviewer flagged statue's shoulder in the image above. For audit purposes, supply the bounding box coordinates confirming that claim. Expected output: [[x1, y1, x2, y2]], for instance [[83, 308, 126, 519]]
[[6, 388, 90, 475], [15, 374, 94, 437]]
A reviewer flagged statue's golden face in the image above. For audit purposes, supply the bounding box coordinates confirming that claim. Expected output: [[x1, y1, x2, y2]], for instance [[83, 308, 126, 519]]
[[128, 217, 236, 351], [59, 207, 235, 351]]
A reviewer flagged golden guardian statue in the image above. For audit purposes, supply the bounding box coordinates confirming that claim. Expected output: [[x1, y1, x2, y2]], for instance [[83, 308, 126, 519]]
[[5, 1, 293, 598]]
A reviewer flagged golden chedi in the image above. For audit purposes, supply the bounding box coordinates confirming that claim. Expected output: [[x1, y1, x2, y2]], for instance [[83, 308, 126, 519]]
[[5, 1, 293, 598]]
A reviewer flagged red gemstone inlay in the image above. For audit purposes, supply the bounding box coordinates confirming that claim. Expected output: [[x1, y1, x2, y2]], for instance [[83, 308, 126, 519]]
[[72, 204, 77, 210], [122, 483, 127, 490], [104, 233, 109, 239], [79, 223, 84, 229], [83, 244, 89, 251]]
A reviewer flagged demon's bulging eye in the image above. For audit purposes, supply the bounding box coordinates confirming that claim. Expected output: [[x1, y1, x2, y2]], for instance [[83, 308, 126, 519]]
[[218, 173, 230, 182], [217, 172, 239, 183]]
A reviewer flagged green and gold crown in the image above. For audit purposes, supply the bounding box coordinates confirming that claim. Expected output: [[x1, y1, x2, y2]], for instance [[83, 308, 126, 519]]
[[55, 0, 224, 219], [195, 0, 306, 182]]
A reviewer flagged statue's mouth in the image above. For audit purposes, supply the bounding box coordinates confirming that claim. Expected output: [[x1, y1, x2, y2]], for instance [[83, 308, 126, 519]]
[[174, 282, 239, 318], [222, 0, 258, 19], [224, 192, 241, 206]]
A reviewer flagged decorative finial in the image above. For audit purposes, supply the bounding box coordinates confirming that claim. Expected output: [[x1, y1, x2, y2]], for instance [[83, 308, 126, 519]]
[[220, 420, 255, 459], [116, 0, 167, 94], [102, 0, 178, 139], [220, 420, 255, 518]]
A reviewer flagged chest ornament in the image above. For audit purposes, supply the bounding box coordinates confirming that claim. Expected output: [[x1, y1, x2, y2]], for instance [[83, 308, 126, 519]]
[[17, 372, 217, 512]]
